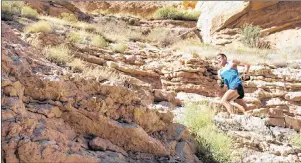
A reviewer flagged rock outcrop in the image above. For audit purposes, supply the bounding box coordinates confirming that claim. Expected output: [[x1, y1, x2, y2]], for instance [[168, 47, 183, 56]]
[[196, 1, 301, 49], [1, 23, 201, 163]]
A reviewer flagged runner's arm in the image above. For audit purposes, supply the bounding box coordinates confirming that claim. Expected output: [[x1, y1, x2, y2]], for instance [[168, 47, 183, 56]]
[[231, 59, 250, 74], [217, 69, 221, 79]]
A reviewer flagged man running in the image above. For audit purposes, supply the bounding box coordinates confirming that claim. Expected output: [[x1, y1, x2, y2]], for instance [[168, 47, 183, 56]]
[[216, 53, 250, 114]]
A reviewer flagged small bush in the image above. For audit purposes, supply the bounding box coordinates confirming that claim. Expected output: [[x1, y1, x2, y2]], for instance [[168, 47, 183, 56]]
[[21, 6, 38, 19], [60, 12, 78, 22], [182, 11, 201, 21], [91, 35, 108, 47], [177, 102, 233, 163], [67, 32, 83, 44], [24, 21, 52, 33], [68, 58, 86, 72], [240, 24, 269, 49], [153, 7, 200, 21], [44, 45, 72, 65], [112, 43, 128, 53]]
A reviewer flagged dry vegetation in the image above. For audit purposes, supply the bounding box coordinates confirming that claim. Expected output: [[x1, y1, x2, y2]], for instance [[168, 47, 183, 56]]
[[67, 31, 84, 44], [68, 58, 86, 72], [44, 45, 72, 66], [177, 101, 233, 163], [170, 38, 301, 66], [153, 7, 200, 21], [21, 6, 38, 19], [91, 35, 108, 47], [2, 1, 38, 20], [82, 66, 126, 83], [24, 21, 52, 33]]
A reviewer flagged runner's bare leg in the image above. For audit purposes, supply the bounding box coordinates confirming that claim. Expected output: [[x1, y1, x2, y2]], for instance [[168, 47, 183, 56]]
[[221, 90, 239, 114]]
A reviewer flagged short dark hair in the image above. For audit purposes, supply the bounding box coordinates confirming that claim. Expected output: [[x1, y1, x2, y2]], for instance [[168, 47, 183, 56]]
[[217, 53, 227, 60]]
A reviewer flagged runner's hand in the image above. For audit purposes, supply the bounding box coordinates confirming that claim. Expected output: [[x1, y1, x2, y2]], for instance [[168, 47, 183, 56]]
[[217, 79, 224, 88], [241, 73, 250, 81]]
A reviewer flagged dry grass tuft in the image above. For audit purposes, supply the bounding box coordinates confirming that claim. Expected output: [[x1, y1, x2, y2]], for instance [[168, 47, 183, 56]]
[[68, 58, 86, 72], [44, 45, 72, 65], [67, 31, 84, 44], [91, 35, 108, 47], [82, 66, 125, 83], [24, 20, 52, 33]]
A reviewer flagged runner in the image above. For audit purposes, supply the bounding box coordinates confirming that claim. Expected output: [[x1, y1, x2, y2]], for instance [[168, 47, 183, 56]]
[[216, 53, 250, 114]]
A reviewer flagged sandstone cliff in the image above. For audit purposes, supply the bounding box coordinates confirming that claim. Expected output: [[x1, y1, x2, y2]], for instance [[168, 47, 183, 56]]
[[196, 1, 301, 50]]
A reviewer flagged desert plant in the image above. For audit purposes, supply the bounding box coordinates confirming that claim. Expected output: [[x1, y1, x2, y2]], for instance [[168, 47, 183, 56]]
[[91, 35, 108, 47], [240, 24, 261, 47], [82, 67, 123, 82], [44, 45, 72, 65], [21, 6, 38, 19], [182, 11, 201, 21], [67, 32, 83, 44], [177, 102, 233, 163], [153, 7, 200, 21], [60, 12, 78, 22], [112, 43, 128, 53], [68, 58, 86, 72], [24, 21, 52, 33], [240, 23, 269, 49]]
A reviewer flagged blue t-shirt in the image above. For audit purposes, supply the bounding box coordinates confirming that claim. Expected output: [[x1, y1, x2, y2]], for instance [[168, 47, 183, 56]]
[[219, 62, 242, 89]]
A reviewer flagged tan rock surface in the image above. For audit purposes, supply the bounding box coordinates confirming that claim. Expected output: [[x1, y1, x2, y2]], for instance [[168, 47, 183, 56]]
[[196, 1, 301, 50], [1, 22, 201, 162]]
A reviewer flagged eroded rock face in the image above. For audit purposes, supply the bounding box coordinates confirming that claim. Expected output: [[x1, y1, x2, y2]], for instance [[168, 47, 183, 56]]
[[196, 1, 301, 49], [1, 22, 200, 163], [26, 1, 92, 21]]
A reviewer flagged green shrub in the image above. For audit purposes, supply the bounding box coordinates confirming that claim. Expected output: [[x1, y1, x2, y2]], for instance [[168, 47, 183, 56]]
[[91, 35, 108, 47], [178, 102, 232, 163], [21, 6, 38, 19], [24, 21, 52, 33], [153, 7, 200, 21], [60, 12, 78, 22], [112, 43, 128, 53], [44, 45, 72, 65], [240, 24, 269, 49], [182, 11, 201, 21]]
